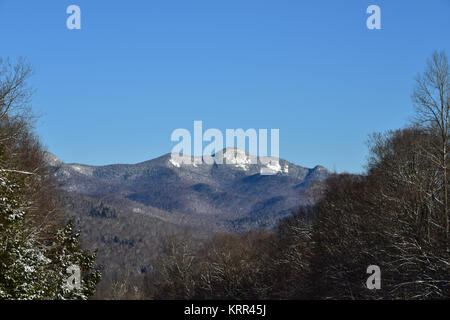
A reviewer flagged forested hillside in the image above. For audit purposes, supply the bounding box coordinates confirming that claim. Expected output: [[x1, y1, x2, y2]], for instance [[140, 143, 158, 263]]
[[0, 58, 100, 299]]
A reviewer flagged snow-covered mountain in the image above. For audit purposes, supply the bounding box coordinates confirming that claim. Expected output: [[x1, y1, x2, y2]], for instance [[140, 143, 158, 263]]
[[48, 148, 331, 231]]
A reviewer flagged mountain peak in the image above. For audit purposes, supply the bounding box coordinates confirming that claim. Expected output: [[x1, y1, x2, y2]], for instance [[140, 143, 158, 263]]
[[43, 151, 62, 166], [312, 165, 330, 173]]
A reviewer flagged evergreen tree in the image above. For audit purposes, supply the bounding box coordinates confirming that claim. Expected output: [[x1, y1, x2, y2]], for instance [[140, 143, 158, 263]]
[[0, 170, 100, 299]]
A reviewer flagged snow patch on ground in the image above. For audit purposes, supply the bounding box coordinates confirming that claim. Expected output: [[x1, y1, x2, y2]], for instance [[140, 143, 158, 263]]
[[69, 165, 94, 176], [169, 158, 181, 168], [222, 148, 254, 171], [260, 159, 281, 175], [169, 154, 201, 168]]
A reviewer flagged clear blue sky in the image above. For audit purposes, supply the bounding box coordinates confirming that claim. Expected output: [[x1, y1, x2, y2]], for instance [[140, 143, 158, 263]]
[[0, 0, 449, 173]]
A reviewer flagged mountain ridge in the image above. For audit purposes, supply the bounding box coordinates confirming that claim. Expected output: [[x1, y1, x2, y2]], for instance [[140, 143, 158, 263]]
[[46, 149, 332, 278], [46, 148, 331, 232]]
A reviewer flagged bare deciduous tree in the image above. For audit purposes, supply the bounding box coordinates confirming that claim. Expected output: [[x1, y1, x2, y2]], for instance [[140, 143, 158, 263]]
[[412, 51, 450, 244]]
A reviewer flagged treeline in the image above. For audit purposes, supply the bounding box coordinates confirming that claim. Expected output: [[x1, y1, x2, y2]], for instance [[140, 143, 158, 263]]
[[140, 52, 449, 300], [0, 58, 100, 299]]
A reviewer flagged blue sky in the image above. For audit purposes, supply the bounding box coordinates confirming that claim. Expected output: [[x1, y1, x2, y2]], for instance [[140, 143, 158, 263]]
[[0, 0, 449, 173]]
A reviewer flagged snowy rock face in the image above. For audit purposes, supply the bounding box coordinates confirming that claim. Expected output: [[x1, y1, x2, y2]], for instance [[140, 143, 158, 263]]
[[216, 149, 290, 175], [69, 165, 94, 176], [43, 152, 62, 167], [168, 148, 288, 175], [259, 158, 282, 175], [169, 157, 181, 168], [221, 148, 253, 171], [169, 148, 255, 170]]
